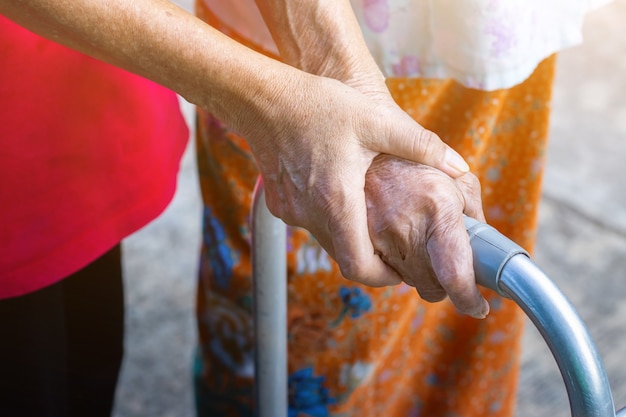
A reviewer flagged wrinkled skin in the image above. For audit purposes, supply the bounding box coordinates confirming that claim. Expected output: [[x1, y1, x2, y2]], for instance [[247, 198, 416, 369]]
[[249, 73, 468, 290], [249, 0, 473, 290], [365, 155, 490, 318]]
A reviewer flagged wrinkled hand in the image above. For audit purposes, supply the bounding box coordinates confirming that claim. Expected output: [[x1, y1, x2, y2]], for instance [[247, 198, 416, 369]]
[[242, 72, 469, 288], [365, 154, 490, 318]]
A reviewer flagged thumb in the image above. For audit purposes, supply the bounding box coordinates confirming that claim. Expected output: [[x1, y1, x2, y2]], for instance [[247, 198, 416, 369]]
[[375, 117, 470, 178]]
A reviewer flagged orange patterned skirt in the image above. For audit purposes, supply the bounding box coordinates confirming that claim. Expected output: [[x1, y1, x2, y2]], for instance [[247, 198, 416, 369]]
[[193, 9, 556, 415]]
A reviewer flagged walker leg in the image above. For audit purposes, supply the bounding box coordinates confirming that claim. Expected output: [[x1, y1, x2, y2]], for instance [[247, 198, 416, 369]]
[[251, 179, 288, 417]]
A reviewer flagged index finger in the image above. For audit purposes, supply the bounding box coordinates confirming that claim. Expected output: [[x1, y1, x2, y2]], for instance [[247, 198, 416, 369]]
[[426, 215, 490, 318]]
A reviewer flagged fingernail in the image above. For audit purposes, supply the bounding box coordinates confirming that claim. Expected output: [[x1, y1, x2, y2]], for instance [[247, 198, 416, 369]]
[[472, 301, 490, 319], [445, 148, 470, 174]]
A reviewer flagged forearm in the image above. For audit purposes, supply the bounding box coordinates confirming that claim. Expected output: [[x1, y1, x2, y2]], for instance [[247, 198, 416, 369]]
[[254, 0, 384, 87], [0, 0, 301, 134]]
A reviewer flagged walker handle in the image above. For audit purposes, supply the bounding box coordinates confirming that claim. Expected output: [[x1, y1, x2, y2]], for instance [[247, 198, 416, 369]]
[[251, 184, 621, 417], [465, 216, 618, 417]]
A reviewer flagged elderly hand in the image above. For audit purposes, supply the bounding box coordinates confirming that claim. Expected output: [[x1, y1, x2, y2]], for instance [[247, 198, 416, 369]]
[[365, 154, 489, 318], [245, 72, 469, 288]]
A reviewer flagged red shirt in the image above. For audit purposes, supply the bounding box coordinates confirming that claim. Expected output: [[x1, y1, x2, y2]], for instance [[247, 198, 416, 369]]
[[0, 16, 189, 298]]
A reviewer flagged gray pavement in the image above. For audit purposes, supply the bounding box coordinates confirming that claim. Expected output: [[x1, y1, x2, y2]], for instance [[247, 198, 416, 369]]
[[519, 1, 626, 414], [114, 1, 626, 416]]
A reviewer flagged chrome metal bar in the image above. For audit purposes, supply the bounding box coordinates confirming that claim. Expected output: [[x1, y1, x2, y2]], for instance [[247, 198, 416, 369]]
[[251, 180, 288, 417], [500, 256, 615, 417], [465, 216, 617, 417]]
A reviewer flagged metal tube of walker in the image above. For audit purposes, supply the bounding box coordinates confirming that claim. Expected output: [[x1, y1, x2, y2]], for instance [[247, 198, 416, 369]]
[[252, 180, 288, 417], [465, 216, 616, 417]]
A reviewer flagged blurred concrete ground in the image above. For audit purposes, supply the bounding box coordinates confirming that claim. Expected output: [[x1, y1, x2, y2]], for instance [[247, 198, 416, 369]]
[[114, 1, 626, 416]]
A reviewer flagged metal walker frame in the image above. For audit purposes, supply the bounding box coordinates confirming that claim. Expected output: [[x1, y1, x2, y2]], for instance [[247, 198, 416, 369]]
[[251, 182, 625, 417]]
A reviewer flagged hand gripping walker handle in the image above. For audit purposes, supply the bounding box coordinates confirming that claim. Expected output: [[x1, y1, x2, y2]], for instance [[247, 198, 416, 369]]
[[251, 183, 622, 417]]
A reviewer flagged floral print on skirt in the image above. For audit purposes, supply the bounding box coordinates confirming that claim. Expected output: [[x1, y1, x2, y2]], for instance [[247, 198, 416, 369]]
[[193, 51, 557, 416]]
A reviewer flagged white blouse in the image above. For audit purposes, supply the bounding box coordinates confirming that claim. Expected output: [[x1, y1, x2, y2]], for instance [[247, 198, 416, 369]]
[[201, 0, 612, 90]]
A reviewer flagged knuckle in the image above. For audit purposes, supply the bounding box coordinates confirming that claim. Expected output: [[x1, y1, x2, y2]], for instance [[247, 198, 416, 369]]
[[412, 129, 438, 161], [462, 172, 483, 199], [428, 209, 463, 242], [338, 260, 365, 283], [419, 173, 462, 210], [338, 258, 390, 288]]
